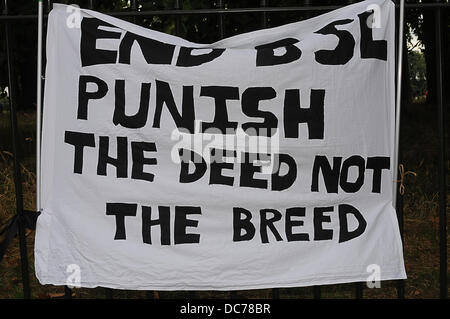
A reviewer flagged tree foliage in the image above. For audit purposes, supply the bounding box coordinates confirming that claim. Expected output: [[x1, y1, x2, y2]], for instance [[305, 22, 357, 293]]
[[0, 0, 448, 109]]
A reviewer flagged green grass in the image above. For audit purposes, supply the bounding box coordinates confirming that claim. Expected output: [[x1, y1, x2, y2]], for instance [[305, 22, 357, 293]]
[[0, 104, 448, 299]]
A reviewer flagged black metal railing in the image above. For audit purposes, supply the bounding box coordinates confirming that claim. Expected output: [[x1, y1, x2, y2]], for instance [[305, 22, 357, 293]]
[[0, 0, 447, 300]]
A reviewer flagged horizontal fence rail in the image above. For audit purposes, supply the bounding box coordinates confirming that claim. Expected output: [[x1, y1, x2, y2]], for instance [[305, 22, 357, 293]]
[[0, 0, 447, 300], [0, 3, 450, 20]]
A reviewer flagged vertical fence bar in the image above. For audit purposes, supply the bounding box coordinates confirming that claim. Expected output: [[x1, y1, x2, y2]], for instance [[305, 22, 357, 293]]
[[86, 0, 117, 299], [46, 1, 52, 20], [174, 0, 181, 36], [131, 0, 137, 24], [393, 0, 405, 208], [394, 0, 406, 300], [36, 0, 43, 215], [219, 1, 228, 300], [434, 0, 447, 300], [258, 0, 279, 301], [260, 0, 267, 28], [393, 0, 406, 300], [304, 0, 312, 19], [355, 282, 363, 299], [309, 9, 320, 305], [217, 0, 224, 39], [272, 288, 279, 299], [61, 0, 83, 297], [64, 286, 72, 299], [3, 0, 31, 300], [313, 286, 321, 299], [105, 288, 113, 299], [173, 0, 190, 300], [396, 191, 405, 298]]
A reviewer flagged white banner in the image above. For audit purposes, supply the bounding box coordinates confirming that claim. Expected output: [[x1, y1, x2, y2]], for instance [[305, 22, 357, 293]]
[[36, 0, 406, 290]]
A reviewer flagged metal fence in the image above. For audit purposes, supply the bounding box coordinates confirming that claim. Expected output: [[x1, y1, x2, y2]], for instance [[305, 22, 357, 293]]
[[0, 0, 447, 299]]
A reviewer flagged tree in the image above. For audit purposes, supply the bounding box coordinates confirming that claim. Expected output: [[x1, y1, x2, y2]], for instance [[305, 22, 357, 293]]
[[408, 50, 427, 100]]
